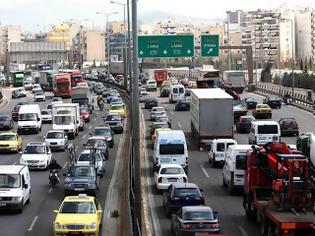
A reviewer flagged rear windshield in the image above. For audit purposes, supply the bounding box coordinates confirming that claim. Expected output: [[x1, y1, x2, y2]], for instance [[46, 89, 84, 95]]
[[183, 211, 214, 220], [160, 144, 184, 155], [160, 167, 184, 175], [257, 125, 278, 134], [179, 87, 184, 93], [236, 154, 247, 170], [216, 143, 225, 152], [174, 188, 199, 197]]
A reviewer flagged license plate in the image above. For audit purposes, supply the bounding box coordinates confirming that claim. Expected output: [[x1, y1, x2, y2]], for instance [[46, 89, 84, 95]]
[[0, 203, 6, 206], [74, 188, 84, 191]]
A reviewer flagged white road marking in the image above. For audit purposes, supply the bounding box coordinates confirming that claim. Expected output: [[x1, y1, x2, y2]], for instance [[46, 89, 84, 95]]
[[75, 146, 78, 151], [200, 165, 209, 178], [238, 225, 249, 236], [177, 122, 182, 128], [27, 216, 38, 231], [62, 162, 68, 169], [82, 134, 86, 139], [88, 125, 92, 129], [48, 187, 53, 193], [170, 111, 174, 115], [93, 118, 96, 121]]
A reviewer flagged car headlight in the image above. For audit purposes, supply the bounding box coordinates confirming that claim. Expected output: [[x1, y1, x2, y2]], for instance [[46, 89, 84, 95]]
[[88, 222, 96, 229], [106, 137, 112, 142], [12, 196, 22, 201], [64, 183, 71, 187], [88, 183, 96, 188], [9, 143, 16, 147], [54, 222, 62, 229]]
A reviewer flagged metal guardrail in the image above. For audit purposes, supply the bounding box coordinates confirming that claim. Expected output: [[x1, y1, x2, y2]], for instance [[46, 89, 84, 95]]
[[255, 84, 314, 112]]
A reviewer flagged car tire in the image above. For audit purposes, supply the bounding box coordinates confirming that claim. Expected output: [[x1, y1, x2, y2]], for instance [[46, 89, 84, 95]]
[[26, 196, 30, 204], [222, 177, 227, 187]]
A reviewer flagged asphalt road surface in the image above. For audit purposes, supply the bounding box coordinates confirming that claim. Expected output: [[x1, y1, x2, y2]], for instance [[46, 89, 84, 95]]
[[0, 88, 123, 236], [141, 90, 315, 236]]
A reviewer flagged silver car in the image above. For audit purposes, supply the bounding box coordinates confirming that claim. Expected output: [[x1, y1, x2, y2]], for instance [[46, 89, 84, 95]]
[[44, 130, 68, 151], [150, 107, 166, 121]]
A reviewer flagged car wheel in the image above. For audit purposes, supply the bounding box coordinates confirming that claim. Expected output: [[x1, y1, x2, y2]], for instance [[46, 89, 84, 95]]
[[26, 196, 30, 204], [222, 177, 227, 187]]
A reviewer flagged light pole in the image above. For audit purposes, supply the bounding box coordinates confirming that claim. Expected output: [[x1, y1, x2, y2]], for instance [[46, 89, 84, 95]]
[[110, 1, 128, 89], [226, 11, 231, 70], [96, 11, 118, 80]]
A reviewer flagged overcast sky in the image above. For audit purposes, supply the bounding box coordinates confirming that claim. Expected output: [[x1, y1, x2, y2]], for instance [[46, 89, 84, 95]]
[[0, 0, 315, 32]]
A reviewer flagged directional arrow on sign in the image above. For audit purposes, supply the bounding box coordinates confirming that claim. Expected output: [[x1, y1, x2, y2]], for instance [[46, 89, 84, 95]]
[[187, 49, 191, 54], [163, 50, 168, 55], [207, 48, 213, 54], [139, 50, 144, 55]]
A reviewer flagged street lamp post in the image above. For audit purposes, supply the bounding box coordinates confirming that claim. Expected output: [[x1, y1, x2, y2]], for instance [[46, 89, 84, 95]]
[[226, 11, 231, 70], [110, 0, 128, 90], [96, 11, 118, 80]]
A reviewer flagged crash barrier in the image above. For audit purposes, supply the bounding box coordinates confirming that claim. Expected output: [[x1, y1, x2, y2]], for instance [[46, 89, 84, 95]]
[[255, 84, 314, 112], [86, 77, 140, 235]]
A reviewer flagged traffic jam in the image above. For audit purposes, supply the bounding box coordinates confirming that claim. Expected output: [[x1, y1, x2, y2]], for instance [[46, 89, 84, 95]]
[[0, 69, 126, 236]]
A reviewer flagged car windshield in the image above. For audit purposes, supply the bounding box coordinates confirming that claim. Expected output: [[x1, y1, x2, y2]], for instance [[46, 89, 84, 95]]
[[236, 154, 247, 170], [86, 139, 106, 147], [174, 188, 200, 197], [156, 117, 169, 123], [246, 97, 255, 101], [241, 117, 253, 123], [94, 128, 111, 136], [0, 135, 16, 141], [153, 108, 164, 112], [0, 174, 20, 188], [78, 153, 90, 162], [105, 114, 121, 121], [257, 104, 269, 109], [183, 211, 214, 220], [60, 202, 96, 214], [24, 145, 45, 154], [35, 91, 44, 95], [160, 167, 184, 175], [257, 125, 278, 134], [0, 116, 9, 121], [41, 110, 51, 115], [52, 97, 61, 102], [111, 105, 123, 110], [46, 132, 63, 139], [19, 113, 37, 121], [67, 166, 95, 177], [234, 100, 244, 107], [47, 104, 52, 110], [54, 116, 72, 125]]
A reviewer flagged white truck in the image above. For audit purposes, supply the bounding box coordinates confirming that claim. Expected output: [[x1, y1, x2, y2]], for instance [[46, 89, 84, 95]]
[[72, 86, 94, 113], [110, 61, 124, 76], [190, 88, 234, 149], [223, 70, 245, 94], [52, 103, 84, 139]]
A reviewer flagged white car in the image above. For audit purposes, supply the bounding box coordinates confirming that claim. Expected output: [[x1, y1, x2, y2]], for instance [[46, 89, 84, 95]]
[[150, 107, 166, 121], [24, 81, 33, 90], [51, 97, 63, 104], [32, 84, 42, 93], [77, 149, 106, 177], [16, 88, 27, 97], [44, 130, 68, 151], [34, 90, 46, 102], [76, 82, 89, 88], [41, 109, 52, 123], [154, 164, 187, 191], [20, 143, 52, 169]]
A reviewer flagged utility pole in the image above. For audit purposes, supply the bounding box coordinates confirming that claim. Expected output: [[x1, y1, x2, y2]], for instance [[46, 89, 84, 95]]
[[131, 0, 141, 234], [127, 0, 132, 92], [226, 11, 231, 70]]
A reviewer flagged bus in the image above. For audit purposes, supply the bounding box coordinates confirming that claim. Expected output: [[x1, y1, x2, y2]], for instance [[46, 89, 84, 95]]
[[11, 71, 25, 87], [39, 70, 58, 91], [59, 69, 83, 87], [52, 73, 72, 98]]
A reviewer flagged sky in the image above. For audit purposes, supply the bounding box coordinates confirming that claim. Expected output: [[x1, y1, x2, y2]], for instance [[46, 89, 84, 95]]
[[0, 0, 315, 32]]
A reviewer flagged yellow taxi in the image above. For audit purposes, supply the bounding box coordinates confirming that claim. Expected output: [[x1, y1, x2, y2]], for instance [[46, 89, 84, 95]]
[[0, 132, 22, 153], [188, 80, 197, 88], [53, 194, 103, 236], [151, 127, 171, 145], [252, 103, 272, 119], [109, 104, 125, 118], [161, 80, 171, 88]]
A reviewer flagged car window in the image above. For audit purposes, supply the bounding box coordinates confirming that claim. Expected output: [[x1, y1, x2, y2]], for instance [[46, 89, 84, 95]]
[[78, 153, 90, 162], [216, 143, 225, 152], [236, 154, 247, 170], [183, 211, 214, 220], [160, 167, 184, 175], [174, 188, 200, 197], [68, 166, 95, 177], [0, 135, 16, 141], [60, 202, 96, 214], [179, 87, 184, 93], [47, 132, 63, 139], [24, 145, 45, 154], [257, 125, 278, 134], [94, 128, 111, 136]]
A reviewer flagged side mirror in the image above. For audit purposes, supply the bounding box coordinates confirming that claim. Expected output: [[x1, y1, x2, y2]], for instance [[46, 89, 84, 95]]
[[53, 210, 58, 214], [37, 118, 40, 121], [65, 136, 68, 139], [63, 173, 67, 177], [19, 151, 22, 155], [43, 136, 46, 140], [199, 188, 204, 193], [23, 183, 28, 189]]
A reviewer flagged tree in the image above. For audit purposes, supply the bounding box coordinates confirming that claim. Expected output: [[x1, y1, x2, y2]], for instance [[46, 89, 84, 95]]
[[261, 62, 272, 82], [305, 64, 308, 74]]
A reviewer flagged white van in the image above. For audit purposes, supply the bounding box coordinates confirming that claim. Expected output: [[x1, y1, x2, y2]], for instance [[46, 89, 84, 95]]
[[153, 130, 188, 173], [169, 84, 185, 103], [146, 80, 157, 91], [208, 139, 237, 167], [17, 104, 42, 134], [0, 165, 31, 213], [222, 145, 251, 194], [248, 121, 281, 145]]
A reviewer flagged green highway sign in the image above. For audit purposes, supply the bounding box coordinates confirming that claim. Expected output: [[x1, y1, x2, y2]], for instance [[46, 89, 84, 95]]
[[138, 35, 194, 58], [201, 34, 219, 57]]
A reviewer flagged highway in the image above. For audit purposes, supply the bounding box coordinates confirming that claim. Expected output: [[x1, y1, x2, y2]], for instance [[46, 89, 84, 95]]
[[141, 89, 315, 236], [0, 88, 123, 236]]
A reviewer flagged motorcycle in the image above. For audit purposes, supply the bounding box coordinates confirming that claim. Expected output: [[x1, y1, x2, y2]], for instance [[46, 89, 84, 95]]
[[49, 169, 60, 187]]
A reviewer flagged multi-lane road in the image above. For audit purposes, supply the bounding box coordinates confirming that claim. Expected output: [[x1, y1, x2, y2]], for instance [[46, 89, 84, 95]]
[[141, 89, 315, 236], [0, 88, 123, 236]]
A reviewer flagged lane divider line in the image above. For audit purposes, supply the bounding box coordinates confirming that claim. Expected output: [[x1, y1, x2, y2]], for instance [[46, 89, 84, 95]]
[[88, 125, 92, 129], [62, 161, 68, 169], [27, 216, 38, 231], [82, 134, 86, 139], [177, 121, 182, 128], [200, 164, 209, 178], [48, 187, 53, 194], [238, 225, 249, 236]]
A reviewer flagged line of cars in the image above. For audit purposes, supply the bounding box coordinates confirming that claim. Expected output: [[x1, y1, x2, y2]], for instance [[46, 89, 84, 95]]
[[143, 81, 222, 235]]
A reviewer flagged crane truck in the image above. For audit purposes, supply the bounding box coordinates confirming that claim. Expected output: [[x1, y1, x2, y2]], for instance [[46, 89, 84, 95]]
[[243, 142, 314, 236]]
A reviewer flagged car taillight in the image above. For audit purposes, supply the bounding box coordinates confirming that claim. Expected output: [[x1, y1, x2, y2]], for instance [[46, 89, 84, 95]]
[[195, 196, 204, 204], [183, 177, 187, 183], [158, 177, 162, 183], [171, 197, 179, 203]]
